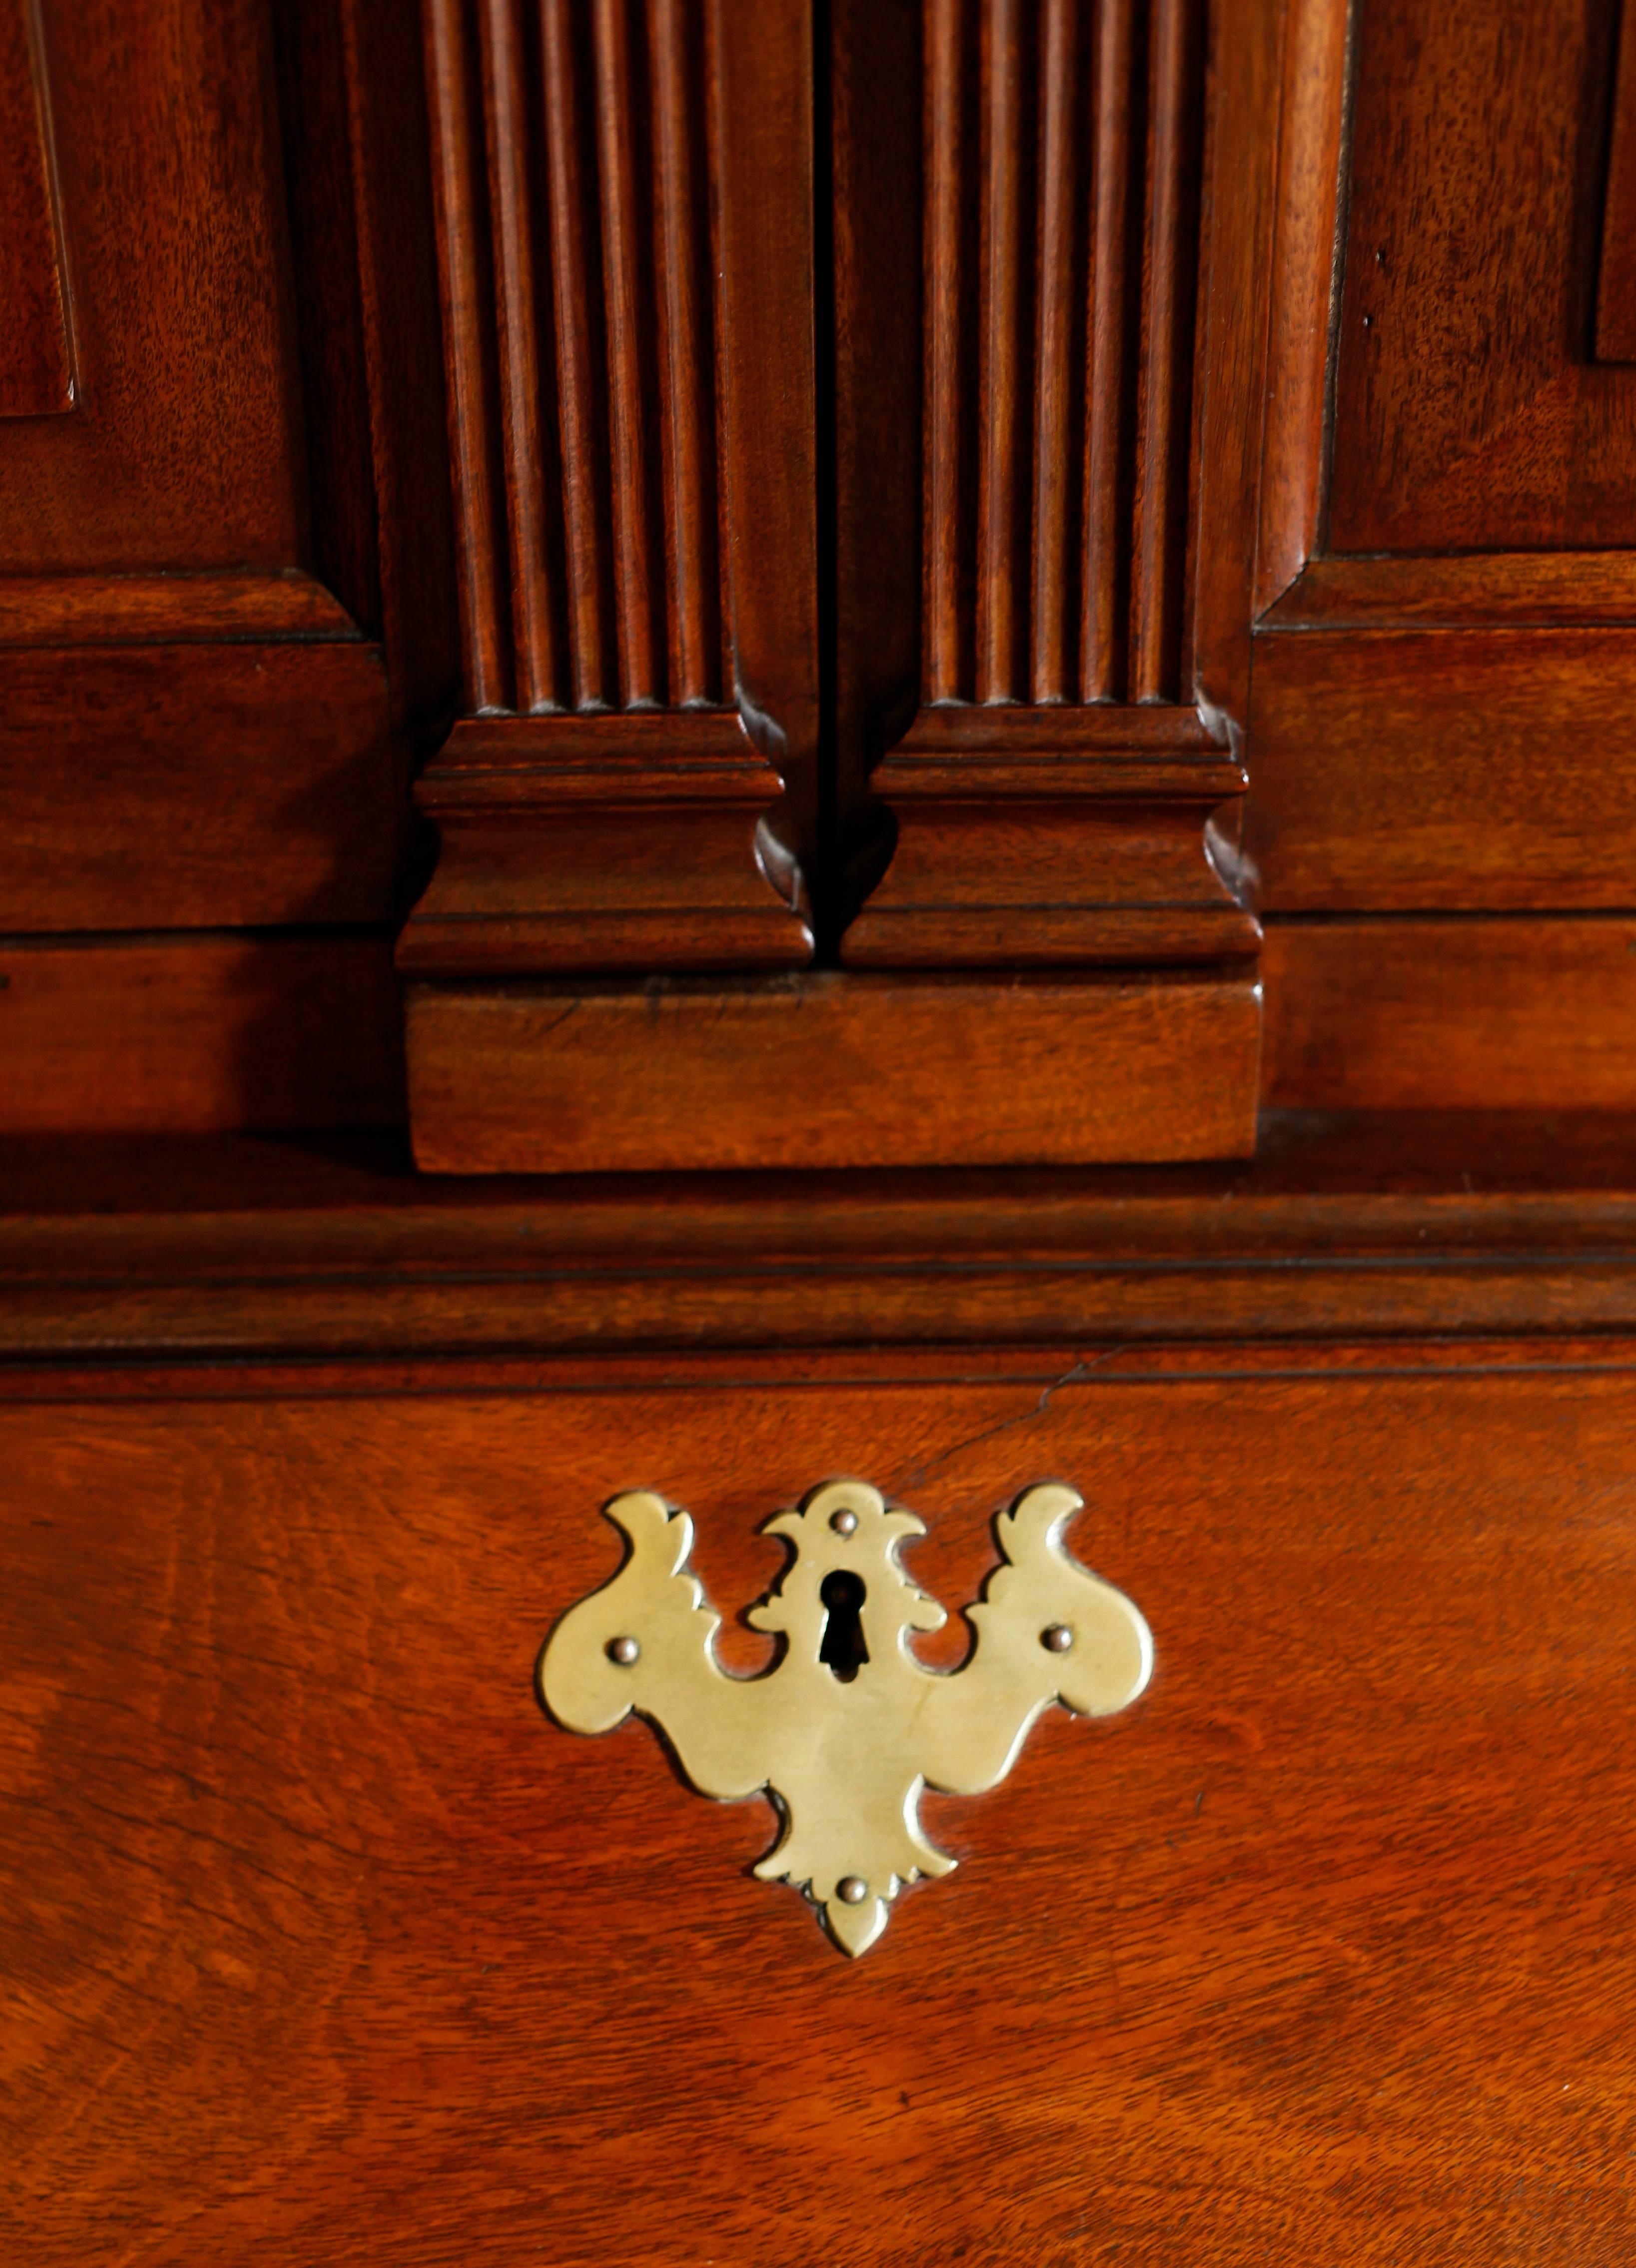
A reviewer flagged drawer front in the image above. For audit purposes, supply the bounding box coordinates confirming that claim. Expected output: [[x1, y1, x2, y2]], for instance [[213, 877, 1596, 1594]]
[[5, 1349, 1635, 2265]]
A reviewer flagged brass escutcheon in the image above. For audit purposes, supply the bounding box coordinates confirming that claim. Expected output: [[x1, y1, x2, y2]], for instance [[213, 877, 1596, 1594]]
[[540, 1479, 1153, 1956]]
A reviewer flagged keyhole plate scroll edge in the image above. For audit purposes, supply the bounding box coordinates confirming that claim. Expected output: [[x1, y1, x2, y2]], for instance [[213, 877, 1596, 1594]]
[[539, 1478, 1153, 1957]]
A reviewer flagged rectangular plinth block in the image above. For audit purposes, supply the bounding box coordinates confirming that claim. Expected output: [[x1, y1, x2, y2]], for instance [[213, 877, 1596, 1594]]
[[406, 970, 1261, 1171]]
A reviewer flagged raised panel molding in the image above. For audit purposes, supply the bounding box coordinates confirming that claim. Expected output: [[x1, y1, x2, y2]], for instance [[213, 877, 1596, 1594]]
[[410, 0, 814, 976], [0, 0, 74, 419], [848, 0, 1258, 973]]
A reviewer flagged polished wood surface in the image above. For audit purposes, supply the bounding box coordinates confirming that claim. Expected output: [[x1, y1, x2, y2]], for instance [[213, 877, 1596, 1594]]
[[0, 0, 73, 419], [1248, 626, 1636, 910], [1599, 0, 1636, 359], [406, 968, 1260, 1171], [412, 0, 812, 979], [0, 642, 396, 931], [399, 713, 809, 976], [0, 0, 304, 568], [12, 8, 1636, 2254], [1263, 916, 1636, 1111], [1329, 0, 1632, 552], [7, 1343, 1636, 2263], [8, 1114, 1636, 1359], [0, 939, 404, 1135], [845, 707, 1256, 967]]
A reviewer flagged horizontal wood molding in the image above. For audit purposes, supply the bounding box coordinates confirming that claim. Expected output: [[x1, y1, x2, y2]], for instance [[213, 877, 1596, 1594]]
[[846, 706, 1256, 968], [1264, 916, 1636, 1110], [405, 968, 1261, 1171], [13, 1114, 1636, 1358], [0, 933, 404, 1134], [1260, 554, 1636, 632], [0, 641, 399, 930], [0, 570, 363, 645], [1246, 629, 1636, 910], [399, 712, 808, 976]]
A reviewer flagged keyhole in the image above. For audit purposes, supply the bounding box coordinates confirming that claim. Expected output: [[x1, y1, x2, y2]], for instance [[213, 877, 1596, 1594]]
[[819, 1570, 869, 1682]]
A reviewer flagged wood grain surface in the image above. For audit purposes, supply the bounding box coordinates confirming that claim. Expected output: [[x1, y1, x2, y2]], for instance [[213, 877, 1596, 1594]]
[[0, 934, 404, 1133], [0, 642, 398, 931], [5, 1345, 1636, 2263], [0, 0, 74, 418], [11, 1113, 1636, 1358], [399, 713, 810, 976], [1263, 916, 1636, 1111], [1599, 0, 1636, 359], [0, 0, 306, 570], [1329, 0, 1635, 552], [1246, 629, 1636, 910], [406, 968, 1261, 1171]]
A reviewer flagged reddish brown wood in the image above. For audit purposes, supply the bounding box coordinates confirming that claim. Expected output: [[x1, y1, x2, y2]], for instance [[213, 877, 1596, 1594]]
[[1083, 0, 1132, 701], [1262, 552, 1636, 630], [1029, 0, 1076, 702], [0, 641, 396, 930], [424, 0, 512, 711], [397, 713, 811, 975], [0, 0, 74, 418], [976, 0, 1023, 703], [0, 572, 358, 645], [406, 967, 1260, 1171], [406, 2, 812, 1016], [1599, 0, 1636, 360], [924, 0, 966, 706], [1264, 916, 1636, 1111], [846, 707, 1256, 966], [1329, 0, 1636, 551], [854, 0, 1246, 1013], [1252, 0, 1349, 614], [17, 1114, 1636, 1359], [592, 0, 659, 708], [539, 0, 609, 709], [1129, 0, 1199, 703], [649, 0, 718, 710], [335, 0, 462, 740], [1188, 0, 1283, 726], [706, 0, 822, 894], [0, 0, 306, 566], [1247, 628, 1636, 910], [828, 0, 921, 932], [478, 0, 556, 713], [7, 1350, 1636, 2260], [0, 935, 403, 1133], [401, 970, 1260, 1179]]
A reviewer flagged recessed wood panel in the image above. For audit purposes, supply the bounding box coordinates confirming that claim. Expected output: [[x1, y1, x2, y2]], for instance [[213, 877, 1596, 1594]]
[[1247, 628, 1636, 909], [5, 1353, 1636, 2261], [0, 641, 398, 929], [1263, 916, 1636, 1111], [0, 932, 404, 1132], [0, 0, 308, 568], [1328, 0, 1636, 553], [0, 0, 74, 418]]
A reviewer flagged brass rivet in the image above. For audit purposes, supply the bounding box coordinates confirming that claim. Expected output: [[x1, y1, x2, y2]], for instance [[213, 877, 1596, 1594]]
[[830, 1509, 859, 1536], [837, 1875, 868, 1904], [1041, 1623, 1074, 1653], [607, 1635, 640, 1665]]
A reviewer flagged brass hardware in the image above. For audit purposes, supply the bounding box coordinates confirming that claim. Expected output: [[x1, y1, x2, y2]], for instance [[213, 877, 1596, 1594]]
[[540, 1478, 1152, 1956]]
